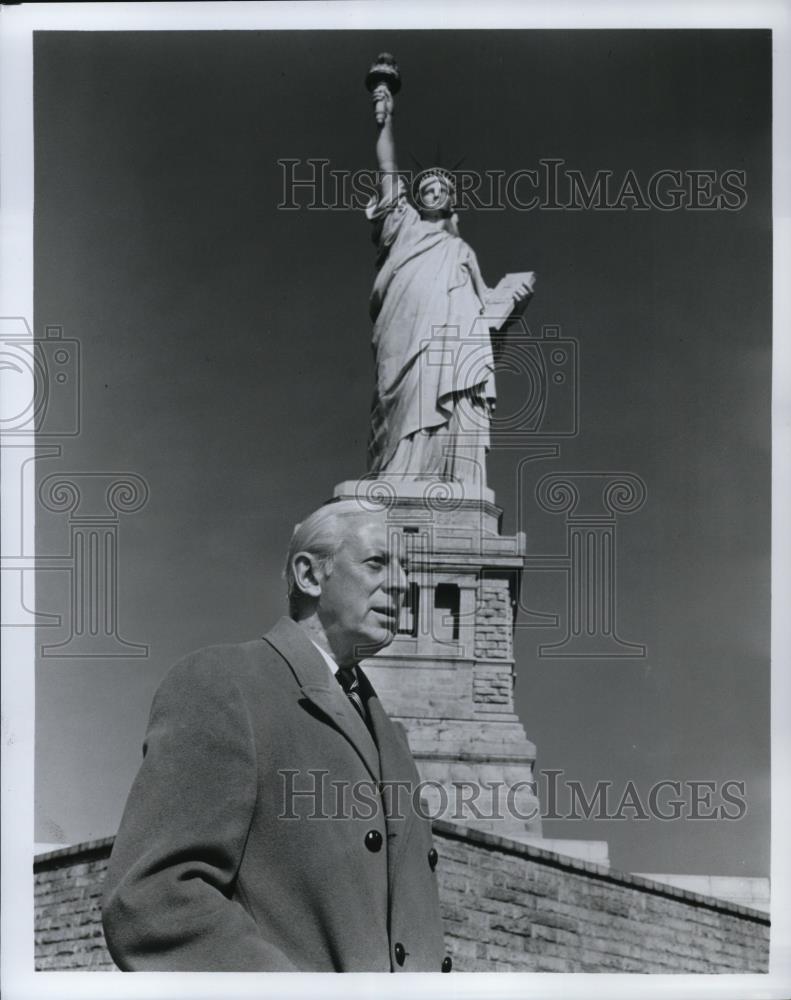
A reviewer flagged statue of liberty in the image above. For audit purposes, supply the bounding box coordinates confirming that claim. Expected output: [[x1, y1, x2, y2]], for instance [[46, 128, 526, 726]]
[[364, 54, 535, 492]]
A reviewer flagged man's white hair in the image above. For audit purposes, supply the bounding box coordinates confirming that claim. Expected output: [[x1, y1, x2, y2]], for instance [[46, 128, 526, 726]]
[[283, 500, 384, 618]]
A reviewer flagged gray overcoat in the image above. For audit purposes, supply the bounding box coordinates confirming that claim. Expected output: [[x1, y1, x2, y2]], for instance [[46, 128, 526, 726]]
[[101, 616, 448, 971]]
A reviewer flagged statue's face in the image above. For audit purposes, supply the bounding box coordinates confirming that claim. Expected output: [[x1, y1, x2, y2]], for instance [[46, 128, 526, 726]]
[[417, 176, 453, 218]]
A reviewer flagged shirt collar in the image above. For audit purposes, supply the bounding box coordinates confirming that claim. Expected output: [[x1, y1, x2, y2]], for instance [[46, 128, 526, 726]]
[[310, 638, 341, 676]]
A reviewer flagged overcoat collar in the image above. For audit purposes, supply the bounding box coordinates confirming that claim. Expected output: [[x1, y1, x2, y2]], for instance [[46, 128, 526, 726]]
[[263, 617, 420, 888], [263, 617, 380, 781]]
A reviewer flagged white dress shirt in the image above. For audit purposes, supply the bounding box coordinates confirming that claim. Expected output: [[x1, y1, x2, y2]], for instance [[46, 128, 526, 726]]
[[310, 639, 340, 677]]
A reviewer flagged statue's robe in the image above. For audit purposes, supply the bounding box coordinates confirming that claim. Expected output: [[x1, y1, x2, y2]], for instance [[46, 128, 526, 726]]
[[366, 182, 495, 487]]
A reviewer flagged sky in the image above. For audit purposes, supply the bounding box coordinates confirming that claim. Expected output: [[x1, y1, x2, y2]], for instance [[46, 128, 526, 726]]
[[32, 28, 771, 876]]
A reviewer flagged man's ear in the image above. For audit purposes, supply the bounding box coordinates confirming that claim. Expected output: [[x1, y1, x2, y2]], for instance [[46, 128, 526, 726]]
[[292, 552, 323, 601]]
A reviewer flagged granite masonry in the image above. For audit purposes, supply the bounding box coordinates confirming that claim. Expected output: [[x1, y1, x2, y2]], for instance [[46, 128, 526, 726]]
[[34, 826, 769, 973]]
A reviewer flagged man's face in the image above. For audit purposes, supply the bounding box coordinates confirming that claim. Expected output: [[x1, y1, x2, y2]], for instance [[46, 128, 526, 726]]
[[317, 516, 408, 666]]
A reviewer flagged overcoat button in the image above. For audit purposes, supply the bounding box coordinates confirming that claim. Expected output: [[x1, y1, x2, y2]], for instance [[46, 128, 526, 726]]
[[394, 942, 406, 966], [428, 847, 438, 870], [365, 830, 383, 852], [442, 956, 453, 973]]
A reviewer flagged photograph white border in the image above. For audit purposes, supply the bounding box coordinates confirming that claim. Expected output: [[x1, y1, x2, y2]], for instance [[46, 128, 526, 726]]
[[1, 2, 789, 998]]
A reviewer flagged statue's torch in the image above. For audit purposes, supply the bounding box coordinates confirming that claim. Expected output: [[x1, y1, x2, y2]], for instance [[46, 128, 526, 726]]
[[366, 52, 401, 124]]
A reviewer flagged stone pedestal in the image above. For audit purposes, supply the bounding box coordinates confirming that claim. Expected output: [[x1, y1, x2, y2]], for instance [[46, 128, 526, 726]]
[[332, 477, 543, 842]]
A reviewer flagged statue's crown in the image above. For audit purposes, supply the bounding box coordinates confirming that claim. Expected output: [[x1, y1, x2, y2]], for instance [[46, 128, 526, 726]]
[[412, 167, 458, 214]]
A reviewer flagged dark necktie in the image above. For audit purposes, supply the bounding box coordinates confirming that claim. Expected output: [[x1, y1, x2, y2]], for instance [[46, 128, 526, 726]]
[[336, 667, 368, 726]]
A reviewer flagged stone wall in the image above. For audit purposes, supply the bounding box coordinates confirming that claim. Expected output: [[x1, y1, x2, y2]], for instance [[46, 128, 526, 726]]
[[433, 822, 769, 973], [34, 826, 769, 973], [473, 664, 513, 707], [34, 839, 115, 971], [473, 578, 512, 660]]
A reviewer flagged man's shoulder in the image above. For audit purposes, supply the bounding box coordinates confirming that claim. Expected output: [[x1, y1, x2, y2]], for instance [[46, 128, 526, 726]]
[[174, 636, 270, 671], [155, 635, 287, 704]]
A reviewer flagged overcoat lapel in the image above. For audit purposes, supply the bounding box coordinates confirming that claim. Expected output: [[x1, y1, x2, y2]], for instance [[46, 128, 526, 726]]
[[263, 617, 380, 781], [357, 667, 419, 896]]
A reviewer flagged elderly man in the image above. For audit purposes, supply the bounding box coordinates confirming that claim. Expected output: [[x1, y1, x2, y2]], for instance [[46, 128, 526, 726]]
[[102, 500, 449, 972]]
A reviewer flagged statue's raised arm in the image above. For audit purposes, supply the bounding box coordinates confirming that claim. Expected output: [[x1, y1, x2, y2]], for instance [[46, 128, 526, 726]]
[[366, 53, 400, 208]]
